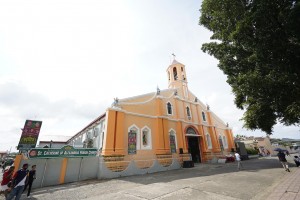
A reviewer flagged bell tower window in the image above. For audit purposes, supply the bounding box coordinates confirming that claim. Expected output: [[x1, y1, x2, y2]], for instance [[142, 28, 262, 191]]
[[173, 67, 178, 80]]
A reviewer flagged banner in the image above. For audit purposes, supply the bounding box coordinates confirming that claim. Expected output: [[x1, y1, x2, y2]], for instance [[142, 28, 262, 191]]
[[17, 120, 42, 150], [128, 131, 137, 154], [28, 145, 98, 158]]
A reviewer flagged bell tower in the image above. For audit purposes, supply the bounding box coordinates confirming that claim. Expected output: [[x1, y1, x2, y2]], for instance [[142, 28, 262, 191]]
[[167, 56, 189, 98]]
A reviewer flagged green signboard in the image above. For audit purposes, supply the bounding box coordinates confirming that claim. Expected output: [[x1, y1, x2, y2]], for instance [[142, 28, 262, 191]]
[[28, 145, 98, 159]]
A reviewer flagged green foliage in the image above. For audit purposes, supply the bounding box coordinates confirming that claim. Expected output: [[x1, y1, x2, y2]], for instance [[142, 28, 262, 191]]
[[270, 138, 281, 143], [200, 0, 300, 134], [278, 141, 291, 147], [246, 148, 259, 155]]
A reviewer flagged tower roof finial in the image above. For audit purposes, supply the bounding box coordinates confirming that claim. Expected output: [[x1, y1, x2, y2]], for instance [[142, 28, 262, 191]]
[[172, 53, 176, 60]]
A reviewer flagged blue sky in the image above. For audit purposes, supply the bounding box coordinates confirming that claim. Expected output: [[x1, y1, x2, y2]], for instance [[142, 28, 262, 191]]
[[0, 0, 299, 151]]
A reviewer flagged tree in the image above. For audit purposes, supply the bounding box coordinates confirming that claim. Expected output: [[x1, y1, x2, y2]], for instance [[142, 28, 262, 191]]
[[199, 0, 300, 134]]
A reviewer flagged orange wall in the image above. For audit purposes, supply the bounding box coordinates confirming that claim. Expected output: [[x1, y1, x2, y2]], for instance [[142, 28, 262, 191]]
[[102, 88, 234, 160]]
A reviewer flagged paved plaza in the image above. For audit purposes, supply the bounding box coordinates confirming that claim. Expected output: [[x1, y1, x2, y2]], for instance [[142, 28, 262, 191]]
[[1, 156, 299, 200]]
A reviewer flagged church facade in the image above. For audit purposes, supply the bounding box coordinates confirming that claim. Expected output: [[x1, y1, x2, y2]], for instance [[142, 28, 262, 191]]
[[68, 59, 235, 164]]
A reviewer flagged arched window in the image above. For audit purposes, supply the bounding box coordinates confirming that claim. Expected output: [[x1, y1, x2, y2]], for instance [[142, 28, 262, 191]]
[[100, 132, 104, 150], [219, 135, 224, 150], [223, 135, 228, 149], [82, 133, 87, 143], [169, 130, 177, 153], [218, 133, 228, 150], [186, 106, 191, 119], [142, 130, 148, 146], [173, 67, 178, 80], [167, 102, 172, 115], [202, 111, 206, 121], [205, 133, 212, 149], [128, 126, 139, 154], [141, 126, 152, 150], [186, 127, 197, 135]]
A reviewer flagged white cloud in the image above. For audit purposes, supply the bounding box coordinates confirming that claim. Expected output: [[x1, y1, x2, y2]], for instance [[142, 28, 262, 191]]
[[0, 82, 106, 150]]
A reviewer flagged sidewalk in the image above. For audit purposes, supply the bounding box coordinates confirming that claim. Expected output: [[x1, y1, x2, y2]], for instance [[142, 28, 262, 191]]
[[267, 167, 300, 200]]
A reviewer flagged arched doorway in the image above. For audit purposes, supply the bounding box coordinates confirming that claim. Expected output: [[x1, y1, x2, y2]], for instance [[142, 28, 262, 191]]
[[186, 127, 201, 163]]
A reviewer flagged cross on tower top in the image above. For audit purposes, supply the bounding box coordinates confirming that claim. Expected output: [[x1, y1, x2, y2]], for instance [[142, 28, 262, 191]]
[[172, 53, 176, 60]]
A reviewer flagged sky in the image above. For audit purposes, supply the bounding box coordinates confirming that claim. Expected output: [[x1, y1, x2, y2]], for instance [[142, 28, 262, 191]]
[[0, 0, 299, 151]]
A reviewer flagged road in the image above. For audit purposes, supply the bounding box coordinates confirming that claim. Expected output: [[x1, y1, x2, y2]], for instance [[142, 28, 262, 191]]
[[0, 156, 297, 200]]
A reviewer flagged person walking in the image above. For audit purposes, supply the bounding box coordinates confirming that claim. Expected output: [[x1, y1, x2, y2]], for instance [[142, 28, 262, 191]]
[[235, 152, 243, 170], [293, 156, 300, 167], [0, 166, 15, 198], [277, 150, 290, 172], [23, 165, 36, 198], [266, 149, 271, 157], [1, 161, 4, 172], [6, 163, 29, 200]]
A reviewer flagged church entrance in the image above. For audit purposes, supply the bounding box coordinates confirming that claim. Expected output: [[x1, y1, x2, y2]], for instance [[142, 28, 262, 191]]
[[187, 137, 201, 163], [186, 127, 201, 163]]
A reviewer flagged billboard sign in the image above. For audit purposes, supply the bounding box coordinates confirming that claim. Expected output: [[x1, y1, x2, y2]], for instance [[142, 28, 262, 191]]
[[17, 120, 42, 150]]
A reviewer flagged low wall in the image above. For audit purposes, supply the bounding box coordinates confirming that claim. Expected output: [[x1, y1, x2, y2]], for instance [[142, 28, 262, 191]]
[[64, 157, 99, 183], [98, 157, 181, 179], [15, 155, 182, 189], [18, 156, 99, 189]]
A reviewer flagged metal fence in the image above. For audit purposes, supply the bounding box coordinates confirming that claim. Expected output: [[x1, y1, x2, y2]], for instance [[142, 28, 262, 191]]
[[19, 157, 99, 189], [17, 154, 183, 189]]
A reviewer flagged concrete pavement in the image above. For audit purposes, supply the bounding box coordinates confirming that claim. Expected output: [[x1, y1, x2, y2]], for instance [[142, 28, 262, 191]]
[[267, 165, 300, 200], [0, 156, 298, 200]]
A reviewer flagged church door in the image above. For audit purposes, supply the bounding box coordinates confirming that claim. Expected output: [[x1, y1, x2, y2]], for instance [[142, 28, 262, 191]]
[[188, 137, 201, 163], [186, 127, 201, 163]]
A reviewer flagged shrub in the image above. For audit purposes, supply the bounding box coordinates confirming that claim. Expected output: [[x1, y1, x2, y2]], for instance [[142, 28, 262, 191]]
[[246, 148, 259, 155]]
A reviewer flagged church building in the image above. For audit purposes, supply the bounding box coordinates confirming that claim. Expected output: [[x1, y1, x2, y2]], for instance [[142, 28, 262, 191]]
[[68, 58, 235, 164]]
